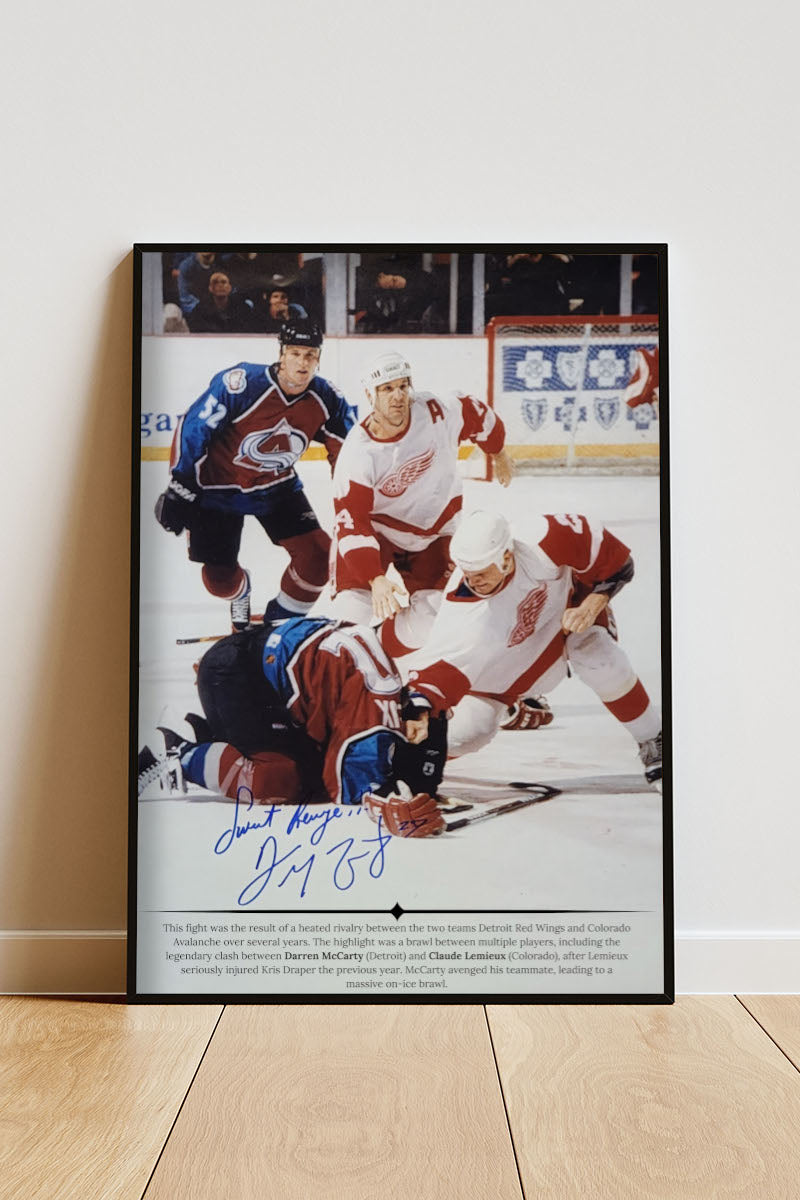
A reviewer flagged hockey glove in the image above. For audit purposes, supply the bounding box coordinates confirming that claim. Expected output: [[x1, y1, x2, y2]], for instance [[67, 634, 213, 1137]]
[[500, 696, 554, 731], [363, 790, 445, 838], [155, 474, 199, 534]]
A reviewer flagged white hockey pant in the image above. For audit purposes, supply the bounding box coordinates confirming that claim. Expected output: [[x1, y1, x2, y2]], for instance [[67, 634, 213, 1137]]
[[447, 696, 509, 758], [566, 626, 660, 742], [447, 626, 658, 758]]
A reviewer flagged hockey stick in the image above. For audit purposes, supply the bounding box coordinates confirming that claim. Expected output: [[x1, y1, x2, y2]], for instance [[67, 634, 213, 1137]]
[[176, 616, 266, 645], [443, 783, 560, 832]]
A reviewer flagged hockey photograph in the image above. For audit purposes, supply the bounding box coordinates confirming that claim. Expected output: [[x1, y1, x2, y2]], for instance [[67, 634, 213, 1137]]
[[130, 246, 672, 1002]]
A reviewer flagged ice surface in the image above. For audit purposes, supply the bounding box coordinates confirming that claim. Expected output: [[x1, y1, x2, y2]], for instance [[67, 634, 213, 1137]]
[[137, 462, 663, 914]]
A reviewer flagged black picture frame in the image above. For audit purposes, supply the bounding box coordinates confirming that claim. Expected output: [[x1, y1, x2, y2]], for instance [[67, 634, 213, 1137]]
[[128, 243, 672, 1004]]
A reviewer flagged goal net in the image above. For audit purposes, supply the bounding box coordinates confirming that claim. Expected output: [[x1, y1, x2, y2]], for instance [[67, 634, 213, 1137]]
[[486, 315, 660, 475]]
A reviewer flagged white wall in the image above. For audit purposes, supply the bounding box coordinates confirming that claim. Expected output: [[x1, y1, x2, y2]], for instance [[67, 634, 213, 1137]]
[[1, 0, 798, 994]]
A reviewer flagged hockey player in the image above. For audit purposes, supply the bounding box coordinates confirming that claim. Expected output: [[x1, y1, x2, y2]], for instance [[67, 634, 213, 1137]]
[[408, 510, 663, 789], [624, 345, 659, 411], [137, 615, 447, 838], [154, 319, 355, 628], [330, 351, 514, 659]]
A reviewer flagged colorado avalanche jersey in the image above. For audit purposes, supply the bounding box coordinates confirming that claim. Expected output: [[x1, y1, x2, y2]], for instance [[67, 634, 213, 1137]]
[[409, 515, 632, 709], [171, 362, 355, 514], [259, 616, 404, 805], [331, 390, 504, 586]]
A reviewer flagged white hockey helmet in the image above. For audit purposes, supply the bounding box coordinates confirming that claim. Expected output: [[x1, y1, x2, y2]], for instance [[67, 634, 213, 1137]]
[[450, 511, 514, 574], [361, 351, 413, 405]]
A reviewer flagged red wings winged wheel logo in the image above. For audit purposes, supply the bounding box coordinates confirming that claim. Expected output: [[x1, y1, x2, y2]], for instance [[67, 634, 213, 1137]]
[[508, 584, 548, 647], [378, 447, 436, 497]]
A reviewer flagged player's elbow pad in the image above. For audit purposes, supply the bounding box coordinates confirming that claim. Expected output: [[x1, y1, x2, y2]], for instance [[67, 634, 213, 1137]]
[[591, 556, 634, 599]]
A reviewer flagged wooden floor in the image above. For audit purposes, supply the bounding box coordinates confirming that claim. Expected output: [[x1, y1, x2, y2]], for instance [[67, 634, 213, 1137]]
[[1, 997, 798, 1199]]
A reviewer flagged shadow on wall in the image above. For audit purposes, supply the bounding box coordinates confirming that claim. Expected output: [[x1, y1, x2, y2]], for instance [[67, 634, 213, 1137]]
[[6, 256, 132, 951]]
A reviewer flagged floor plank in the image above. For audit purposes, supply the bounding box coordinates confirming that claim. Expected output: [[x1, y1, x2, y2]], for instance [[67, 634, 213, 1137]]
[[145, 1004, 522, 1200], [488, 997, 800, 1199], [738, 995, 800, 1071], [0, 998, 221, 1200]]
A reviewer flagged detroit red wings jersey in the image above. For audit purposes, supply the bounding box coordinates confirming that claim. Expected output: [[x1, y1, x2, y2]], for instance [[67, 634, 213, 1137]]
[[410, 515, 632, 709], [624, 346, 659, 409], [332, 390, 504, 586], [170, 362, 355, 513]]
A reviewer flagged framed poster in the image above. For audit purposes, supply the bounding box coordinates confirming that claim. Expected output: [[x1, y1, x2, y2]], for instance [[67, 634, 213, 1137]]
[[129, 245, 672, 1002]]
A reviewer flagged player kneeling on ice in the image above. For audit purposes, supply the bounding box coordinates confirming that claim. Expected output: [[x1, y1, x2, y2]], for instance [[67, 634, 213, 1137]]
[[137, 616, 447, 837], [154, 319, 355, 631], [330, 350, 514, 660], [408, 510, 663, 790]]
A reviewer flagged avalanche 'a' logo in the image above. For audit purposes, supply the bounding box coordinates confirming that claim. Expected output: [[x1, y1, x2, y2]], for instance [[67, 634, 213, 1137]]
[[508, 584, 548, 647], [378, 447, 436, 497], [594, 397, 620, 430], [234, 419, 308, 474]]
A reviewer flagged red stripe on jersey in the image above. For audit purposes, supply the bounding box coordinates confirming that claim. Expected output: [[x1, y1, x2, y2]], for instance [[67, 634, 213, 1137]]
[[603, 679, 651, 723], [457, 395, 505, 456], [573, 529, 631, 588], [373, 494, 463, 538], [379, 615, 415, 660], [334, 480, 383, 582], [502, 630, 566, 704], [410, 661, 472, 712], [625, 347, 659, 408], [538, 515, 631, 584], [359, 414, 409, 444]]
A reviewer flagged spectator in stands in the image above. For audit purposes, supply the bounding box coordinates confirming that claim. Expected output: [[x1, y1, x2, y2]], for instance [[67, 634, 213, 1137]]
[[178, 252, 217, 318], [485, 252, 575, 320], [261, 287, 308, 333], [186, 270, 259, 333], [356, 261, 439, 333]]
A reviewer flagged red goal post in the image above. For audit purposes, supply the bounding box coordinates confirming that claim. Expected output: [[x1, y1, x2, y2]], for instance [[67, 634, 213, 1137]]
[[485, 314, 660, 476]]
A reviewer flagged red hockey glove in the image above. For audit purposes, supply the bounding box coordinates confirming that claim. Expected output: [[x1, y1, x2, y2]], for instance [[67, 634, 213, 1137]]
[[363, 791, 445, 838], [500, 696, 554, 731]]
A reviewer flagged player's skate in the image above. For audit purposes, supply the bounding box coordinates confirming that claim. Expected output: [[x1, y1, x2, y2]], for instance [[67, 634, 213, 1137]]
[[137, 744, 170, 797], [138, 712, 197, 797], [500, 695, 553, 731], [638, 732, 662, 792], [230, 569, 252, 631]]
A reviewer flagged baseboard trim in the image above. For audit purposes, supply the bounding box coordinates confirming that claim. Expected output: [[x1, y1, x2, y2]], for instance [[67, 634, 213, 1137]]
[[1, 932, 798, 996], [0, 932, 127, 995], [676, 934, 800, 994]]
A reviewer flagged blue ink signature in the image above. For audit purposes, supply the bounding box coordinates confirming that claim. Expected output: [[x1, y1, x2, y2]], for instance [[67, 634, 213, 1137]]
[[212, 793, 393, 906], [214, 787, 281, 856], [237, 819, 391, 906]]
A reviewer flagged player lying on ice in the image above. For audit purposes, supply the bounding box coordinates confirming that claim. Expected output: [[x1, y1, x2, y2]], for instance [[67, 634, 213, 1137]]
[[154, 318, 355, 630], [330, 350, 514, 660], [408, 509, 663, 791], [137, 615, 448, 837]]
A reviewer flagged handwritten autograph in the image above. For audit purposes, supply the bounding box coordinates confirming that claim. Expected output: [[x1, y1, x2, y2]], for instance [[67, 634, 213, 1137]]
[[214, 788, 392, 906]]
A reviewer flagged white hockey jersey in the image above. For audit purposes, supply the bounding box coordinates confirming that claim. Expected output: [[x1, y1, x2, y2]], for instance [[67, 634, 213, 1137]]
[[409, 514, 632, 708], [331, 390, 504, 587]]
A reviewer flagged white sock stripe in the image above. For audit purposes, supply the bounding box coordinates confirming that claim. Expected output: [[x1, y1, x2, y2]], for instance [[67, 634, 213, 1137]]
[[277, 589, 314, 614], [203, 743, 226, 790], [287, 565, 325, 594]]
